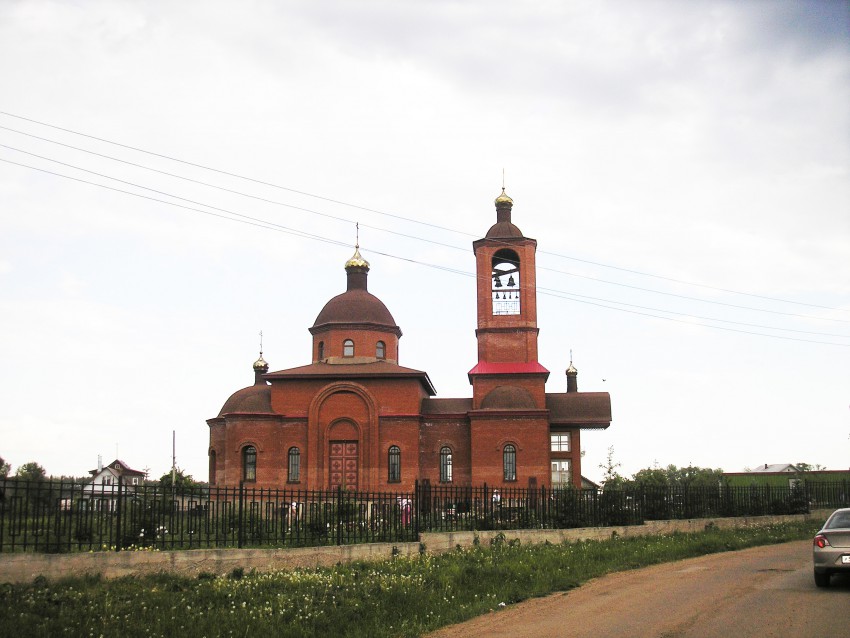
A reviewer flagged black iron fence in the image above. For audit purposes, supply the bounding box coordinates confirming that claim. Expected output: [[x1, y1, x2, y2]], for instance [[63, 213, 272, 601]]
[[1, 478, 847, 554]]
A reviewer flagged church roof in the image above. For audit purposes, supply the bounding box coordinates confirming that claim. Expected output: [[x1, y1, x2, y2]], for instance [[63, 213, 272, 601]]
[[421, 397, 473, 415], [546, 392, 612, 427], [485, 187, 524, 238], [468, 361, 550, 383], [311, 246, 400, 333], [311, 288, 399, 333], [485, 220, 524, 239], [218, 384, 273, 416], [266, 361, 436, 394]]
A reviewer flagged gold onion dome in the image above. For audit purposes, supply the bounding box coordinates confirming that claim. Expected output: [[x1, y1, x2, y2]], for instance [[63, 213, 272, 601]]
[[495, 188, 513, 205], [253, 354, 269, 371], [345, 246, 370, 270]]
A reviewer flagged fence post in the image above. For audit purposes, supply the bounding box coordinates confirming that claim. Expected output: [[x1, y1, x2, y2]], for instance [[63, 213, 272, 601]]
[[115, 476, 123, 551], [336, 485, 343, 546], [0, 479, 5, 551], [238, 481, 244, 549], [413, 480, 420, 538]]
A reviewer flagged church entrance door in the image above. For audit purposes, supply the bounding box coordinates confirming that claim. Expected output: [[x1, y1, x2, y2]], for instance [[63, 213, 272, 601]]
[[329, 440, 358, 490]]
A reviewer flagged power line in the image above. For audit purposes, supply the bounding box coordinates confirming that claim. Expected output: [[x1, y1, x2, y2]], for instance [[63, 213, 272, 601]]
[[536, 286, 850, 338], [3, 154, 849, 347], [0, 129, 474, 254], [542, 290, 850, 347], [0, 157, 348, 247], [0, 112, 466, 236], [2, 130, 846, 324], [2, 109, 845, 314]]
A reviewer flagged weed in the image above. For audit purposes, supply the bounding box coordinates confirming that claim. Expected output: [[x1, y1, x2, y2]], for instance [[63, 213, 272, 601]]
[[0, 520, 819, 638]]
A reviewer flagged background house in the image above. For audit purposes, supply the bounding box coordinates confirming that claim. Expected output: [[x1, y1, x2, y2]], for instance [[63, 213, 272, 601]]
[[80, 458, 145, 511]]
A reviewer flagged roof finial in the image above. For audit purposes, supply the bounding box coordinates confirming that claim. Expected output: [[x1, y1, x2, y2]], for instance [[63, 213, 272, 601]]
[[502, 168, 505, 190], [566, 349, 578, 392], [345, 223, 370, 270], [253, 330, 269, 375]]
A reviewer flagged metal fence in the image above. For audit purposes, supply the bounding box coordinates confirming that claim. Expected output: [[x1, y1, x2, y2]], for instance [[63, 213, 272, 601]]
[[1, 478, 847, 553]]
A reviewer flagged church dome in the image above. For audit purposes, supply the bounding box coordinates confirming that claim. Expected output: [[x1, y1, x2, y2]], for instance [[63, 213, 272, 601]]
[[217, 356, 274, 416], [485, 221, 524, 239], [486, 188, 523, 238], [253, 354, 269, 372], [480, 385, 536, 409], [312, 245, 399, 332], [218, 384, 272, 416], [312, 289, 398, 329]]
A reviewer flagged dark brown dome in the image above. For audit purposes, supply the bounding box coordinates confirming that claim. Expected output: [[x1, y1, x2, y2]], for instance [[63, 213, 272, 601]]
[[487, 189, 523, 238], [218, 385, 273, 416], [312, 289, 398, 330], [485, 221, 524, 239], [480, 385, 536, 409]]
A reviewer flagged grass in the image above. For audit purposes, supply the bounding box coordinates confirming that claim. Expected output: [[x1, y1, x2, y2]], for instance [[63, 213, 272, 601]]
[[0, 520, 820, 638]]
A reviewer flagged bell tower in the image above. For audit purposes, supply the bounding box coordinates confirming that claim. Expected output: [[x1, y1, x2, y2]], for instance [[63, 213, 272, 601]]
[[469, 189, 549, 408]]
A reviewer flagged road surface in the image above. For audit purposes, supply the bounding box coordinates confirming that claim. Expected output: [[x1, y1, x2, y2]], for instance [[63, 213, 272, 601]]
[[427, 541, 848, 638]]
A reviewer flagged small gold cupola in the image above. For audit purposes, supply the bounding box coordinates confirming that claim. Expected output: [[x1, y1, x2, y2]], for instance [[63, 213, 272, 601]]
[[345, 224, 370, 291], [566, 354, 578, 393], [345, 246, 370, 270], [253, 353, 269, 385], [494, 187, 513, 206]]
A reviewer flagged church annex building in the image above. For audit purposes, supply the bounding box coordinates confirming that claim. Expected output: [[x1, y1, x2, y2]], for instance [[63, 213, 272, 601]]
[[207, 191, 612, 492]]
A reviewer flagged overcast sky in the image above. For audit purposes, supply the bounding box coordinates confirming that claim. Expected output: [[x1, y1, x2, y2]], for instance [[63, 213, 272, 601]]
[[1, 0, 848, 483]]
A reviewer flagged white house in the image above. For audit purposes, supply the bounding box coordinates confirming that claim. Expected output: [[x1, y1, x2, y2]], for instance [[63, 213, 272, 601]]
[[79, 458, 145, 511]]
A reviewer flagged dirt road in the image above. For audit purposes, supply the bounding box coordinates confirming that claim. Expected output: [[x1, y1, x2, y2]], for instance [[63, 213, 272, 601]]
[[427, 541, 849, 638]]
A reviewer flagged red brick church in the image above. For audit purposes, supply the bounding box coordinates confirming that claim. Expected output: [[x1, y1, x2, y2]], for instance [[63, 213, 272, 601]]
[[207, 190, 611, 491]]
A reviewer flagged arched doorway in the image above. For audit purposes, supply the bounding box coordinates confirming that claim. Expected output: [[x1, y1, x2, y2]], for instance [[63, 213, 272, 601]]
[[328, 419, 359, 490]]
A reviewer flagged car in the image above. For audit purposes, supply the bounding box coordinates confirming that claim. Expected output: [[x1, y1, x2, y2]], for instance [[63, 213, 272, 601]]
[[813, 507, 850, 587]]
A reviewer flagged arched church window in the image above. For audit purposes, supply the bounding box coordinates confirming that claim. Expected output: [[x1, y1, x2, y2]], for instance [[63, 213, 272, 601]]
[[503, 444, 517, 482], [243, 446, 256, 482], [491, 248, 521, 315], [343, 339, 355, 357], [288, 447, 301, 482], [388, 445, 401, 482], [209, 450, 217, 485], [376, 341, 386, 359], [317, 341, 324, 360], [439, 446, 453, 483]]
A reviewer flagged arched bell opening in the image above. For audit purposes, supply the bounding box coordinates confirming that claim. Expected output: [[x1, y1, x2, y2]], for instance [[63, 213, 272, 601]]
[[491, 248, 521, 315]]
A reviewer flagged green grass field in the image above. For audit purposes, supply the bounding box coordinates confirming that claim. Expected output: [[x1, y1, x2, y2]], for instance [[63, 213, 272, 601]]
[[0, 520, 819, 638]]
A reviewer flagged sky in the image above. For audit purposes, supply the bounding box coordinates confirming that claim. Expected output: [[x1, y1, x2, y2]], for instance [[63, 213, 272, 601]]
[[0, 0, 848, 483]]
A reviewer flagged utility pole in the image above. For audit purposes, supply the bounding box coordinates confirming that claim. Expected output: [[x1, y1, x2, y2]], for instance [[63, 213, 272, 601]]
[[172, 430, 176, 503]]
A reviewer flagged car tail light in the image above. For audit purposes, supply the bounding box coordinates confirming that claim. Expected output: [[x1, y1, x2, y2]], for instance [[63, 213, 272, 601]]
[[814, 534, 830, 548]]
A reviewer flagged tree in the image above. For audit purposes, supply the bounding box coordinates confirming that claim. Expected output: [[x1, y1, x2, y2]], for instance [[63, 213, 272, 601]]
[[795, 462, 827, 472], [668, 464, 726, 488], [631, 466, 670, 489], [0, 456, 10, 478], [598, 446, 626, 489], [631, 464, 726, 489], [15, 461, 47, 482], [157, 467, 204, 489]]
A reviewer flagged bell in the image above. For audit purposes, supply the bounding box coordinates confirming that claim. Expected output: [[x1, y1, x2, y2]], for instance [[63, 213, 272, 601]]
[[494, 277, 503, 288], [507, 275, 515, 287]]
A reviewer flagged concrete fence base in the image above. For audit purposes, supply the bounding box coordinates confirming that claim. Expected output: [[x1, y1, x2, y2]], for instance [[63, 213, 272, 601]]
[[0, 510, 829, 584]]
